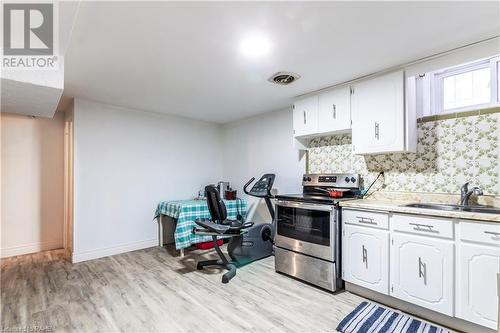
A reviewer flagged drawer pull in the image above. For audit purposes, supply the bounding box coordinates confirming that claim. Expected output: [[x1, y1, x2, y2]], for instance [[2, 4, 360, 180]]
[[356, 216, 377, 225], [484, 231, 500, 237], [409, 222, 438, 233]]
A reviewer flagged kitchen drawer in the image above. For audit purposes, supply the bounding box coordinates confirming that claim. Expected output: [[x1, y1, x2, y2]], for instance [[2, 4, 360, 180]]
[[343, 209, 389, 230], [460, 221, 500, 246], [391, 214, 453, 239], [274, 247, 336, 291]]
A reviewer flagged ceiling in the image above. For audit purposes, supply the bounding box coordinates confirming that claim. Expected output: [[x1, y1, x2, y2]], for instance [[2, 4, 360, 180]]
[[64, 1, 500, 123]]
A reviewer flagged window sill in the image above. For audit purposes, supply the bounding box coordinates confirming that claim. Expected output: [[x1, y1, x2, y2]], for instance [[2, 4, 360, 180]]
[[418, 105, 500, 123]]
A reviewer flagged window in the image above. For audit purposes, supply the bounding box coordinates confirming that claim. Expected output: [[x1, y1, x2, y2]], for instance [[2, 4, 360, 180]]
[[419, 56, 500, 116], [442, 66, 490, 110]]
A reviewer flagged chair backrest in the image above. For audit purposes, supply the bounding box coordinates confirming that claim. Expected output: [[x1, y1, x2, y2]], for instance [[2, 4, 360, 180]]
[[205, 185, 227, 223]]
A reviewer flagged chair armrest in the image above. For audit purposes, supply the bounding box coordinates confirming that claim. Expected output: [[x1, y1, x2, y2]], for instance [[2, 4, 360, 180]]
[[193, 218, 254, 235], [195, 219, 230, 234]]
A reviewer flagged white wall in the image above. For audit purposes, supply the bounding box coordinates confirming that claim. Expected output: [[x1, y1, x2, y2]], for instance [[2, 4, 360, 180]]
[[222, 108, 305, 222], [1, 112, 65, 257], [72, 99, 223, 262]]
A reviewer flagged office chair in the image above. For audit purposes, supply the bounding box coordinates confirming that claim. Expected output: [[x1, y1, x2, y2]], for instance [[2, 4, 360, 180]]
[[192, 185, 254, 283]]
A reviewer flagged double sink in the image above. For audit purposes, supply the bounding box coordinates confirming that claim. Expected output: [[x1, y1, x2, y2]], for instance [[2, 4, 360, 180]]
[[403, 203, 500, 215]]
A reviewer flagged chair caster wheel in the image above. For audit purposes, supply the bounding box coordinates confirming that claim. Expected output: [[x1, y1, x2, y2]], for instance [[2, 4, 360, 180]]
[[221, 276, 229, 284]]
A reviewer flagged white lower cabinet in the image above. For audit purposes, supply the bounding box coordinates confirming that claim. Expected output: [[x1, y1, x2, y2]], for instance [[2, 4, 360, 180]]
[[456, 222, 500, 330], [342, 210, 499, 330], [342, 224, 389, 294], [390, 233, 454, 316]]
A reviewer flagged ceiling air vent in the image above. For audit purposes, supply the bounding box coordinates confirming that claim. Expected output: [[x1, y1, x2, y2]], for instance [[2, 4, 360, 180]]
[[268, 72, 301, 85]]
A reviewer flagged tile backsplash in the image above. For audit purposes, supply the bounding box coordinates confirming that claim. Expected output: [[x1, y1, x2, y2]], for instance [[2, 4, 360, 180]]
[[308, 114, 499, 195]]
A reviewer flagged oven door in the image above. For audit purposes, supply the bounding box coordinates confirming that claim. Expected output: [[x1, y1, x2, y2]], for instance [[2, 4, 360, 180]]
[[275, 200, 335, 261]]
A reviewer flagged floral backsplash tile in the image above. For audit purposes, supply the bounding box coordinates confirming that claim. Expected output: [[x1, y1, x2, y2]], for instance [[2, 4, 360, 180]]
[[308, 114, 499, 195]]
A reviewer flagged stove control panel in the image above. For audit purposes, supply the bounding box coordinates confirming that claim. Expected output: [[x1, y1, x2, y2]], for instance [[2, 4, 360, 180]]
[[302, 173, 360, 189]]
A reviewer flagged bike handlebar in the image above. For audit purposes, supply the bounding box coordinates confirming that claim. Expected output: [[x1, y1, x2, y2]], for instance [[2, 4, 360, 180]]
[[243, 177, 255, 195]]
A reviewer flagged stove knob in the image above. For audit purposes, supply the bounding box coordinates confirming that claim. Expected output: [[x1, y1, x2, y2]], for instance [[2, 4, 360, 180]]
[[351, 177, 356, 183], [307, 177, 312, 182], [303, 176, 307, 182], [345, 177, 350, 183]]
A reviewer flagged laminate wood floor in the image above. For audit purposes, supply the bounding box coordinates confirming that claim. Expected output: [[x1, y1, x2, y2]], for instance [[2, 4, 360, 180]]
[[1, 246, 366, 332]]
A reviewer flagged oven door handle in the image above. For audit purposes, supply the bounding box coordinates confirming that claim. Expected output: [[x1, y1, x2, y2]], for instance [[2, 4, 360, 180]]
[[275, 200, 334, 211]]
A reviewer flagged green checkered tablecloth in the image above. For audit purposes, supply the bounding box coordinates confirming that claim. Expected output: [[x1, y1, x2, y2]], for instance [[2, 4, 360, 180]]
[[154, 199, 247, 250]]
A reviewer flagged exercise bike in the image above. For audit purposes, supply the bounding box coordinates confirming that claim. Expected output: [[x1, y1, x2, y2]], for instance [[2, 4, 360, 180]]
[[193, 174, 276, 283], [227, 174, 275, 264]]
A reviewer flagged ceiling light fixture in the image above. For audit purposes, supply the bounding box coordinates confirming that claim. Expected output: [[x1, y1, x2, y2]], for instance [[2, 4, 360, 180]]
[[239, 35, 271, 59]]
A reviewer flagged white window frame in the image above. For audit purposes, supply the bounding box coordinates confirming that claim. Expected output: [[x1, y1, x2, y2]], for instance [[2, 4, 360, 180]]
[[430, 56, 500, 116], [493, 56, 500, 103]]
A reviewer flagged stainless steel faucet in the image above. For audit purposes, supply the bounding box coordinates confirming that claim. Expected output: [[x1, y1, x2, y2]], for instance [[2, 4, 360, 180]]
[[460, 182, 483, 206]]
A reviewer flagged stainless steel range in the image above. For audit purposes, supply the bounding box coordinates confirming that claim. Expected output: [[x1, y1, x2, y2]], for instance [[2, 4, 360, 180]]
[[274, 173, 360, 291]]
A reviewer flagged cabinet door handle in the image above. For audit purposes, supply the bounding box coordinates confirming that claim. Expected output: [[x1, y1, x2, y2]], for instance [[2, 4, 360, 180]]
[[374, 122, 380, 140], [484, 231, 500, 237], [332, 104, 337, 119], [362, 245, 367, 267], [418, 257, 427, 285], [303, 111, 306, 125]]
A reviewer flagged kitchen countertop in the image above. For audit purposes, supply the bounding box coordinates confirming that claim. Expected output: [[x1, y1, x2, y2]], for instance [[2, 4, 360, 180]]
[[340, 199, 500, 223]]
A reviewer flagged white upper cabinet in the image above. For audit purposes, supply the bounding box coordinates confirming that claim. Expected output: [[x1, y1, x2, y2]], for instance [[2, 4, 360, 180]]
[[292, 70, 416, 153], [351, 70, 416, 154], [293, 96, 318, 137], [317, 87, 351, 134]]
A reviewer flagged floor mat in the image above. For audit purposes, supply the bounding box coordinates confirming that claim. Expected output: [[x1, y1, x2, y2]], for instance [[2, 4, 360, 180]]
[[336, 301, 451, 333]]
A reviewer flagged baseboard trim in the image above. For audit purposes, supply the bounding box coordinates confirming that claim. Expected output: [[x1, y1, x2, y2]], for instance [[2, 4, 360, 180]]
[[72, 239, 157, 263], [1, 240, 63, 258]]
